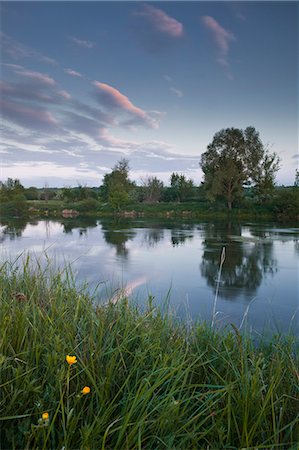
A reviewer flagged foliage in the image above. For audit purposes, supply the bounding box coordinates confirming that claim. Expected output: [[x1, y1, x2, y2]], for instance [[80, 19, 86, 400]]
[[267, 186, 299, 220], [24, 187, 40, 201], [200, 127, 280, 209], [108, 190, 129, 211], [251, 150, 281, 202], [61, 185, 98, 203], [101, 159, 134, 204], [101, 159, 135, 210], [170, 173, 194, 202], [0, 178, 27, 217], [0, 178, 25, 198], [0, 261, 298, 449], [75, 198, 100, 213], [141, 176, 164, 203]]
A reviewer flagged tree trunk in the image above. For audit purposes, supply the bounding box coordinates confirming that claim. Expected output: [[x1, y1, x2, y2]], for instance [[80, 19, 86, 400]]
[[227, 181, 233, 210]]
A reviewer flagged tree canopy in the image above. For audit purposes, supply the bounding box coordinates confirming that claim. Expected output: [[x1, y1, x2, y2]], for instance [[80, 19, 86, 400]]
[[101, 158, 134, 210], [141, 176, 164, 203], [200, 127, 280, 209], [170, 173, 194, 202]]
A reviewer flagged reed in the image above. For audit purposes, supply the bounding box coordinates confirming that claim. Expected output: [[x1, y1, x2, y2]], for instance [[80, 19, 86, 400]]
[[0, 259, 298, 449]]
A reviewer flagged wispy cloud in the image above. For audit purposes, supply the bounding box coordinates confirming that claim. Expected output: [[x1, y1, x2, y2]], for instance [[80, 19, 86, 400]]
[[1, 62, 24, 70], [93, 81, 160, 129], [131, 4, 183, 53], [1, 106, 200, 185], [1, 80, 55, 103], [0, 99, 59, 131], [136, 4, 183, 38], [163, 74, 172, 82], [64, 68, 83, 78], [63, 111, 105, 141], [16, 70, 56, 86], [1, 74, 72, 106], [69, 36, 95, 49], [201, 16, 235, 78], [163, 75, 183, 99], [0, 32, 57, 65], [170, 87, 183, 98], [57, 90, 71, 100]]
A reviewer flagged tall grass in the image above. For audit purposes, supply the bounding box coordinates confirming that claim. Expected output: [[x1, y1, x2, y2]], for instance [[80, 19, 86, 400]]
[[0, 259, 298, 449]]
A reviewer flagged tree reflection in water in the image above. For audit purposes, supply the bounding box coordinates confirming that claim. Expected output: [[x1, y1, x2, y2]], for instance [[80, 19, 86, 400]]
[[200, 222, 277, 300], [61, 217, 98, 234], [0, 217, 33, 242], [102, 220, 136, 259], [171, 226, 194, 247], [142, 227, 164, 248]]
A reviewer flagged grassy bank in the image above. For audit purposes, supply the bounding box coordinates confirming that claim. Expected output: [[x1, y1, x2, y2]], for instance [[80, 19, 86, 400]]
[[25, 199, 285, 221], [0, 262, 298, 449]]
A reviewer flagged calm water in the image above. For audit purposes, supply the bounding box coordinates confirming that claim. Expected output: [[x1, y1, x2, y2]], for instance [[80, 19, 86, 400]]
[[1, 217, 298, 335]]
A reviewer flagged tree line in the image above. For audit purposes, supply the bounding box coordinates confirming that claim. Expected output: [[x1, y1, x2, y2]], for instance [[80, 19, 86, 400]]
[[1, 126, 298, 218]]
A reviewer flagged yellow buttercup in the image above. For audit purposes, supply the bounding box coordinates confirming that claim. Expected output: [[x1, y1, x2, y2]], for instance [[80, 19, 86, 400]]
[[66, 355, 77, 365]]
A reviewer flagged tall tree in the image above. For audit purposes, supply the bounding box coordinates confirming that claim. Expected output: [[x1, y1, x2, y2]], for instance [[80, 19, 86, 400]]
[[200, 127, 280, 209], [141, 176, 164, 203], [0, 178, 27, 216], [200, 128, 246, 209], [170, 173, 194, 202], [252, 150, 280, 202], [101, 159, 134, 209], [244, 126, 280, 201]]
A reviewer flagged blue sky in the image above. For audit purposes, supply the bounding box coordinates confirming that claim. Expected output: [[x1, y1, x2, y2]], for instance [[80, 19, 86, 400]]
[[0, 1, 298, 187]]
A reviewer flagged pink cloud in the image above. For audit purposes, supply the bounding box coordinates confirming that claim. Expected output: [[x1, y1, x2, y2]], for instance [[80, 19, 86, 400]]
[[137, 4, 183, 38], [64, 68, 83, 78], [0, 80, 55, 103], [93, 81, 145, 117], [16, 70, 56, 86], [201, 16, 235, 77], [202, 16, 235, 55], [0, 98, 58, 130], [93, 81, 159, 128], [99, 128, 139, 148]]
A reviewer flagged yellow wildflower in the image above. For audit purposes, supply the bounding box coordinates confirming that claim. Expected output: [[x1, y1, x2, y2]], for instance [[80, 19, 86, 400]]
[[81, 386, 91, 395], [42, 412, 49, 421], [66, 355, 77, 365]]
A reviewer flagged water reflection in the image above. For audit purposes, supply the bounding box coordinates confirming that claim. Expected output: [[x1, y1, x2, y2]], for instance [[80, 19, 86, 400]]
[[0, 217, 34, 242], [200, 222, 277, 300], [61, 217, 98, 235], [0, 217, 297, 325], [142, 227, 164, 248], [171, 225, 194, 247], [101, 220, 136, 259]]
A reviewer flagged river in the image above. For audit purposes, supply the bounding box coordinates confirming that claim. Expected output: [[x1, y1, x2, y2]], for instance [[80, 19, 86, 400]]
[[0, 217, 298, 336]]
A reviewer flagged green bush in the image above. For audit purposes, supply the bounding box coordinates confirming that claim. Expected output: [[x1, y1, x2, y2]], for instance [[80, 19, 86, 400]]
[[0, 196, 28, 217], [75, 198, 100, 213]]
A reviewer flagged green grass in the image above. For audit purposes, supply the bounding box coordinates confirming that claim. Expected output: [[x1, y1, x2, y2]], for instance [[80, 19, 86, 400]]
[[0, 260, 298, 449], [26, 199, 276, 221]]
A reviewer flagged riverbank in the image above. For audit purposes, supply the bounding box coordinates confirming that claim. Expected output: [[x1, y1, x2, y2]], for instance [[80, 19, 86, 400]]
[[19, 197, 297, 222], [0, 262, 298, 449]]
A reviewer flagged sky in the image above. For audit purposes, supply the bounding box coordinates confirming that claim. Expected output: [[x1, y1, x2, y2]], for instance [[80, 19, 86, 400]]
[[0, 1, 298, 187]]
